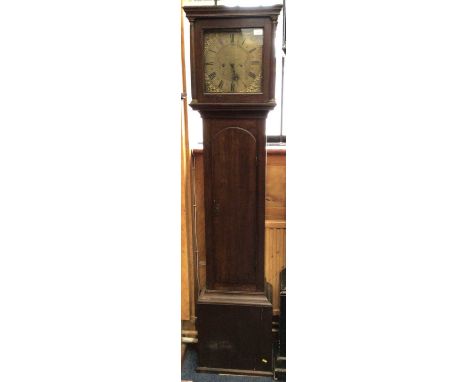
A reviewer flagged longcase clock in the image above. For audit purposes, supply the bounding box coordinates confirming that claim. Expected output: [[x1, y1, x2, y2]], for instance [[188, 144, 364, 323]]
[[184, 5, 282, 376]]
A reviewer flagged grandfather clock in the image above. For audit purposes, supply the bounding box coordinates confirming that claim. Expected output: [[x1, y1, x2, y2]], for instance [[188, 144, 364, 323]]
[[184, 5, 282, 376]]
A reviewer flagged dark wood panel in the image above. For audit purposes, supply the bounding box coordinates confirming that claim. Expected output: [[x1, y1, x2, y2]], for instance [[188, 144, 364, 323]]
[[212, 127, 257, 289], [203, 116, 266, 292], [197, 302, 272, 373]]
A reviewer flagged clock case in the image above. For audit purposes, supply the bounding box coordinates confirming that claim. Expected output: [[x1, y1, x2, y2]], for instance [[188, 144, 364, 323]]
[[184, 5, 282, 377], [185, 5, 280, 108]]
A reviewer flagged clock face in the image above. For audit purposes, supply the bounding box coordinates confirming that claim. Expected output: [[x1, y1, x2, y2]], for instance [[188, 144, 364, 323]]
[[203, 28, 263, 94]]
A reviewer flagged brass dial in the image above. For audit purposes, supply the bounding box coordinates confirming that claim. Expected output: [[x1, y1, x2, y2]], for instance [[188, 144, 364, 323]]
[[204, 29, 263, 93]]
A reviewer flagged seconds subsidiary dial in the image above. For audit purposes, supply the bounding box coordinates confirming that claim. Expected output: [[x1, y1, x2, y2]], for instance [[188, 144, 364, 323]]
[[204, 28, 264, 93]]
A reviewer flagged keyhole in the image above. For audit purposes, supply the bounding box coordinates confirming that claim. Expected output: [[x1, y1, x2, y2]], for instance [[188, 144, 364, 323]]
[[213, 200, 220, 215]]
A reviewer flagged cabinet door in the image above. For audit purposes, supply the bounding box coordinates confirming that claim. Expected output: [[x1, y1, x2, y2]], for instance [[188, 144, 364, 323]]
[[211, 126, 258, 290]]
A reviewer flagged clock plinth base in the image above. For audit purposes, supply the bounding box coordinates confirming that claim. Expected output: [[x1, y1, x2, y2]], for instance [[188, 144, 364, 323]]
[[196, 367, 273, 378], [196, 288, 273, 376]]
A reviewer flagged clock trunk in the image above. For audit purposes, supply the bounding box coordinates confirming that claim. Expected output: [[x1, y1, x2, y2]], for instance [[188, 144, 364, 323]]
[[203, 115, 266, 292]]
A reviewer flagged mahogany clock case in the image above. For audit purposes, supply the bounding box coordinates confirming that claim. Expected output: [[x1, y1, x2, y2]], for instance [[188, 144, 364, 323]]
[[183, 5, 283, 377]]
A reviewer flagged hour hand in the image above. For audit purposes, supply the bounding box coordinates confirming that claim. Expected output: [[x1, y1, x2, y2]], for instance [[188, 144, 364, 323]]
[[230, 63, 239, 81]]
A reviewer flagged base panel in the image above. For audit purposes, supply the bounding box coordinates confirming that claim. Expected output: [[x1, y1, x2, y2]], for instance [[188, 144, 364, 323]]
[[197, 296, 273, 374]]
